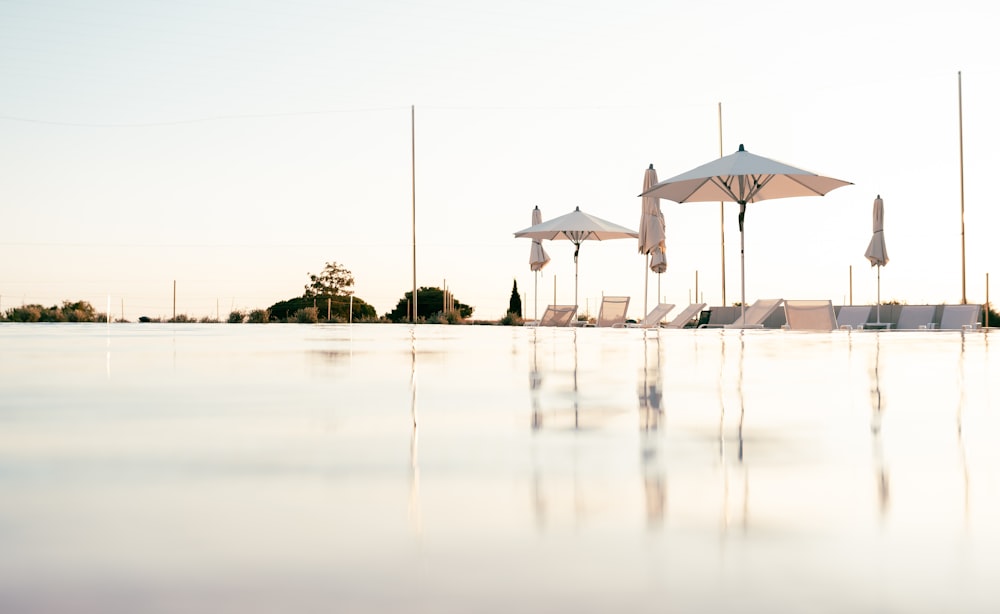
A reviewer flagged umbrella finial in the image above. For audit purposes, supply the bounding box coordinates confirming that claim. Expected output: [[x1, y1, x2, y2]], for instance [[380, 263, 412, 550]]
[[738, 144, 745, 152], [876, 194, 881, 199], [648, 163, 654, 169]]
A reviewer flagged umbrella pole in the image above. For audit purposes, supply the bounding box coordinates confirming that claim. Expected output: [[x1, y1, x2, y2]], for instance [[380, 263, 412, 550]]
[[644, 255, 649, 317], [876, 265, 882, 324], [534, 270, 538, 321], [739, 203, 747, 323]]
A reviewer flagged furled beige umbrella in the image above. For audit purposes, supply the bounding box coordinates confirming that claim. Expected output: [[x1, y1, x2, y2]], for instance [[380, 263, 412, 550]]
[[638, 164, 667, 316], [515, 206, 638, 309], [528, 206, 552, 321], [641, 144, 852, 324], [864, 195, 889, 324]]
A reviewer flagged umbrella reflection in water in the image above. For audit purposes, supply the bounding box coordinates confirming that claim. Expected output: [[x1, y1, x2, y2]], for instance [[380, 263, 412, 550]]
[[870, 332, 890, 519], [639, 329, 667, 528]]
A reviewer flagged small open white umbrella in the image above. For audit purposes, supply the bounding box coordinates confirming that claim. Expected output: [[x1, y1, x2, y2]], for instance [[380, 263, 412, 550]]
[[515, 206, 638, 309], [864, 195, 889, 324], [641, 144, 851, 323], [638, 164, 667, 316], [528, 206, 552, 321]]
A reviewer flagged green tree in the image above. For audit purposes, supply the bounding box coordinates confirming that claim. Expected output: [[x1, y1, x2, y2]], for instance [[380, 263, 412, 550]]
[[508, 279, 522, 317], [304, 261, 354, 298], [386, 287, 473, 322]]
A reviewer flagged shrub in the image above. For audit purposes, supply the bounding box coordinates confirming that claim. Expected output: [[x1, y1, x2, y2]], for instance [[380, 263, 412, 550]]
[[499, 312, 522, 326], [247, 309, 269, 323], [228, 310, 246, 323], [294, 307, 318, 323]]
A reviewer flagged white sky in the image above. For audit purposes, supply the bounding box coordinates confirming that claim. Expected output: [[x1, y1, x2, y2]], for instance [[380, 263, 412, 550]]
[[2, 0, 998, 321]]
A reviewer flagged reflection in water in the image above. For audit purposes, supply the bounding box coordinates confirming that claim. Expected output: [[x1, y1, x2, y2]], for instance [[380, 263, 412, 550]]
[[870, 332, 890, 519], [958, 330, 970, 524], [869, 331, 890, 520], [408, 326, 421, 535], [639, 330, 666, 528], [5, 325, 1000, 612]]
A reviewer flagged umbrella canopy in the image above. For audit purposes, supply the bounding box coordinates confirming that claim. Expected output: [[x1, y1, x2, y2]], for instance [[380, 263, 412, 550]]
[[514, 206, 638, 309], [640, 144, 851, 321], [528, 206, 551, 272], [864, 195, 889, 323]]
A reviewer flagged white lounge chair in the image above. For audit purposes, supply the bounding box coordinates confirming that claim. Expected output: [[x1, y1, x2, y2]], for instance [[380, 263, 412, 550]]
[[663, 303, 707, 329], [940, 304, 983, 330], [526, 304, 578, 327], [629, 303, 676, 328], [895, 305, 936, 330], [724, 299, 784, 329], [836, 305, 871, 330], [784, 300, 837, 331], [594, 295, 630, 327]]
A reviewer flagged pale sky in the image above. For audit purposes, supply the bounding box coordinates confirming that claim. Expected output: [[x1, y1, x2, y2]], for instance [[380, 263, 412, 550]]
[[2, 0, 998, 321]]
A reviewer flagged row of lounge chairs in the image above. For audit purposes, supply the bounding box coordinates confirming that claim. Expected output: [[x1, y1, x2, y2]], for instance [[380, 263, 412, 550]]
[[527, 301, 706, 328], [527, 297, 985, 330]]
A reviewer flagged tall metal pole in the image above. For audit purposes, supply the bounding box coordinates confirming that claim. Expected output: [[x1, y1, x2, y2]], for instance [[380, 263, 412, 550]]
[[411, 105, 418, 321], [718, 102, 726, 306], [172, 280, 176, 320], [957, 72, 968, 304]]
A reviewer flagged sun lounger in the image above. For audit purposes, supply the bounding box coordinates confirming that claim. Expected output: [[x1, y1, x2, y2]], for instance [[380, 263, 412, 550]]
[[526, 304, 578, 327], [783, 300, 837, 331], [663, 303, 707, 329], [628, 303, 676, 328], [697, 306, 740, 328], [939, 304, 983, 330], [724, 298, 784, 329], [594, 295, 630, 327], [836, 305, 871, 330], [895, 305, 936, 330]]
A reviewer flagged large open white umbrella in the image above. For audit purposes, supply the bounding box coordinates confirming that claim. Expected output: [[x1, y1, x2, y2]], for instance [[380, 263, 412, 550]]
[[514, 206, 638, 309], [641, 144, 852, 323], [528, 206, 552, 321], [638, 164, 667, 316], [864, 195, 889, 324]]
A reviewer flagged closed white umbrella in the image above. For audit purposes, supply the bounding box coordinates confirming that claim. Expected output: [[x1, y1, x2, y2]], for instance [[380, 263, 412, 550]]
[[641, 144, 852, 324], [638, 164, 666, 315], [864, 195, 889, 324], [528, 206, 552, 321], [515, 207, 638, 309]]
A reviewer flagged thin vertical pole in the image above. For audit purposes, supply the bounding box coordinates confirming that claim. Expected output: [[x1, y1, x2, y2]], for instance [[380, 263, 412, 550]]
[[173, 280, 176, 320], [958, 72, 967, 305], [849, 265, 853, 305], [986, 272, 990, 328], [412, 104, 418, 321], [718, 102, 726, 306], [695, 270, 699, 307]]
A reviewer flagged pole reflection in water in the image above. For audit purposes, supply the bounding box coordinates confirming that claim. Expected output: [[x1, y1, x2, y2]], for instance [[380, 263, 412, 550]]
[[716, 330, 748, 532], [958, 330, 970, 524], [408, 326, 421, 535]]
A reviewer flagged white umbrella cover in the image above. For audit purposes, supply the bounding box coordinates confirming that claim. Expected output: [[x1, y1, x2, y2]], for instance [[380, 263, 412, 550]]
[[638, 164, 667, 315], [864, 195, 889, 323], [528, 206, 551, 320], [529, 206, 551, 272]]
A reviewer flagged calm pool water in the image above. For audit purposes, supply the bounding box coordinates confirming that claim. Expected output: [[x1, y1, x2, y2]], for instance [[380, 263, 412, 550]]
[[1, 323, 999, 613]]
